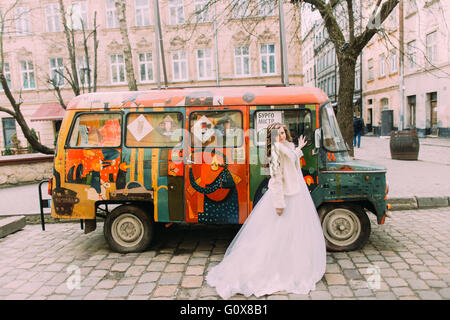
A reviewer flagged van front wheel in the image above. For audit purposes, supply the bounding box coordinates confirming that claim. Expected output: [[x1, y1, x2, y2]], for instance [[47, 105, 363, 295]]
[[318, 204, 370, 252], [104, 205, 153, 253]]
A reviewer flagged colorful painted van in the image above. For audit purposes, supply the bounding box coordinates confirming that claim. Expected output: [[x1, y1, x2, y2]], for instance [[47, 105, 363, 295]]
[[50, 87, 390, 253]]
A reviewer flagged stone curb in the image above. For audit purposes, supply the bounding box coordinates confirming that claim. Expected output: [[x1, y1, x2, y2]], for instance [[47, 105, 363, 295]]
[[0, 215, 26, 238], [388, 196, 450, 211]]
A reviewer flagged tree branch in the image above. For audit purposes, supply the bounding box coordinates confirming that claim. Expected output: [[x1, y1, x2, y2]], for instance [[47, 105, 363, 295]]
[[302, 0, 346, 50], [59, 0, 80, 95], [346, 0, 355, 42], [0, 105, 16, 117], [0, 72, 20, 112], [353, 0, 399, 54]]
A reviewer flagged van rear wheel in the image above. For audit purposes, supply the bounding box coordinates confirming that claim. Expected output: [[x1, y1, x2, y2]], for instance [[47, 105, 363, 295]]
[[318, 204, 370, 252], [104, 205, 153, 253]]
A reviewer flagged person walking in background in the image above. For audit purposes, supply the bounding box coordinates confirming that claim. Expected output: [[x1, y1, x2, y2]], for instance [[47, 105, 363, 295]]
[[353, 115, 364, 148]]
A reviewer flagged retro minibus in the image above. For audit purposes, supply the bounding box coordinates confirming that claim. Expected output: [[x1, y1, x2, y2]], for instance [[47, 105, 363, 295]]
[[49, 86, 390, 253]]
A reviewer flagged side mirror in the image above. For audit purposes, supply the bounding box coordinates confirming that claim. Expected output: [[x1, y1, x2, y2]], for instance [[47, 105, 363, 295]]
[[314, 128, 321, 149], [313, 128, 321, 155]]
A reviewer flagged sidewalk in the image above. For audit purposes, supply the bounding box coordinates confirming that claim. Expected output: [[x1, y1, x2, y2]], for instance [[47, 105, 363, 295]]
[[0, 136, 449, 217], [354, 136, 450, 210]]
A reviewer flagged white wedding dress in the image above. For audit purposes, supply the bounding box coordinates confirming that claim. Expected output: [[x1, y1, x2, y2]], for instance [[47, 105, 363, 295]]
[[206, 143, 327, 299]]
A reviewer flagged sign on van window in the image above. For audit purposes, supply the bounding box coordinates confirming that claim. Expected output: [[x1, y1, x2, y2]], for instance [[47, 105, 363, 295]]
[[68, 113, 122, 147], [126, 112, 183, 147], [255, 111, 282, 145], [255, 109, 313, 146]]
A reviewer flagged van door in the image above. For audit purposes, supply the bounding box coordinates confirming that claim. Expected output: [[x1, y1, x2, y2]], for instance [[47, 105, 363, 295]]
[[185, 107, 249, 224], [124, 110, 185, 222]]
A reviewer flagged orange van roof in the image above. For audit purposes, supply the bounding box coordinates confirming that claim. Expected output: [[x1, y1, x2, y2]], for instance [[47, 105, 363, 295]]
[[67, 86, 328, 110]]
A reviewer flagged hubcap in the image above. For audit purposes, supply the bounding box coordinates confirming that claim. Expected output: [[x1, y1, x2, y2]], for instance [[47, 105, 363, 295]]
[[111, 213, 144, 248], [322, 208, 361, 247]]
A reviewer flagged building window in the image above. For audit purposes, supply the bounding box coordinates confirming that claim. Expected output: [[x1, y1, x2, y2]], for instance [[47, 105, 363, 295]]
[[260, 44, 276, 75], [406, 0, 417, 15], [426, 31, 437, 64], [355, 69, 360, 91], [381, 98, 389, 110], [368, 59, 374, 80], [232, 0, 250, 19], [407, 40, 416, 70], [194, 0, 210, 23], [110, 54, 126, 84], [50, 58, 64, 87], [15, 7, 30, 35], [331, 75, 335, 94], [258, 0, 275, 16], [171, 50, 188, 81], [77, 56, 91, 87], [169, 0, 184, 25], [390, 50, 398, 73], [106, 0, 119, 28], [135, 0, 150, 26], [139, 52, 153, 82], [20, 60, 35, 89], [1, 63, 11, 89], [45, 3, 61, 32], [197, 48, 213, 80], [234, 46, 250, 76], [71, 2, 88, 30], [379, 54, 386, 77], [2, 118, 16, 147]]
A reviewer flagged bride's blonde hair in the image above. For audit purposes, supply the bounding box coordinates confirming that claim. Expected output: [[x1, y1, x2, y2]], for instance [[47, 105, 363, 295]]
[[265, 122, 292, 159], [263, 123, 292, 174]]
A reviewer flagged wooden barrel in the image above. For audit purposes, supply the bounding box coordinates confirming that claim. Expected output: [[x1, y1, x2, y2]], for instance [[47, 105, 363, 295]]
[[390, 130, 420, 160]]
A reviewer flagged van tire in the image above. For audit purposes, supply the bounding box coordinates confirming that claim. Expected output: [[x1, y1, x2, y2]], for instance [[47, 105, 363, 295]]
[[318, 204, 371, 252], [104, 205, 153, 253]]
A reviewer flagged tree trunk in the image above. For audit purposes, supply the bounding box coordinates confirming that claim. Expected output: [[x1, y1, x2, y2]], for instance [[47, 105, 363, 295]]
[[116, 0, 137, 91], [336, 55, 357, 157], [58, 0, 80, 96], [0, 74, 54, 155]]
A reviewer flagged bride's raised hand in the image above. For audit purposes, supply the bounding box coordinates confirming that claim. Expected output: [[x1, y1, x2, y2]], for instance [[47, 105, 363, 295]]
[[298, 135, 307, 149]]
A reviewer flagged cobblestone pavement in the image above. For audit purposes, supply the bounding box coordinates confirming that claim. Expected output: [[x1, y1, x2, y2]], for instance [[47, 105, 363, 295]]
[[0, 207, 449, 300]]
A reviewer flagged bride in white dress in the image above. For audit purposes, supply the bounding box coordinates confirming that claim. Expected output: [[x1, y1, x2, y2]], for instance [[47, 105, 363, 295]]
[[206, 122, 326, 299]]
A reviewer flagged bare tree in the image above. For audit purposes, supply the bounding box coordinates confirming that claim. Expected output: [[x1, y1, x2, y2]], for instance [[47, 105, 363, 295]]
[[0, 2, 53, 154], [296, 0, 400, 155], [115, 0, 138, 91], [51, 0, 99, 109]]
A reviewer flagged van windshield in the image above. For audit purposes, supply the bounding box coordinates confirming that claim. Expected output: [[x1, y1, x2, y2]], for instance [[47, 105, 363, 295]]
[[321, 103, 347, 152]]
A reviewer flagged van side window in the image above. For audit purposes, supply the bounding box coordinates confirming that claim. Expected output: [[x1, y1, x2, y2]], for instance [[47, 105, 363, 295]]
[[126, 112, 183, 147], [190, 111, 243, 148], [255, 108, 313, 146], [68, 113, 122, 147]]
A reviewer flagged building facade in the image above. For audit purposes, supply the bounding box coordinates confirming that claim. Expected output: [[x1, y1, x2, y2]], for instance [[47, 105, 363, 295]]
[[362, 0, 450, 137], [362, 5, 400, 136], [402, 0, 450, 137], [0, 0, 303, 152]]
